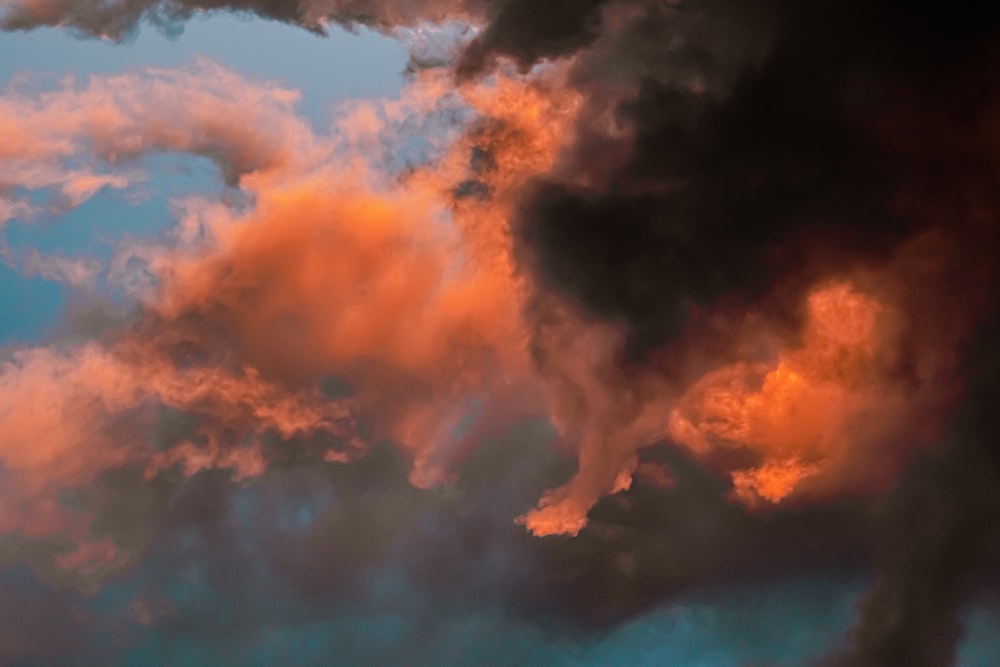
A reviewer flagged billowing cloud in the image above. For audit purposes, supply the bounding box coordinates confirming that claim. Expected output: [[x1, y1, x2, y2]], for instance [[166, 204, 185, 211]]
[[1, 0, 999, 664]]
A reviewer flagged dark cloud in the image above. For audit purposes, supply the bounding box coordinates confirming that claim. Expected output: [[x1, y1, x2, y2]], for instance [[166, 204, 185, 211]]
[[0, 0, 485, 41], [455, 0, 612, 78], [493, 0, 1000, 660], [0, 402, 995, 665], [508, 444, 875, 630], [146, 421, 879, 633], [831, 314, 1000, 667], [0, 410, 875, 657], [515, 0, 999, 357]]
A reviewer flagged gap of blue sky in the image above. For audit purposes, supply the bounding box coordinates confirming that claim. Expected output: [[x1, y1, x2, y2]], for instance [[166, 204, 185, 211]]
[[0, 15, 408, 344]]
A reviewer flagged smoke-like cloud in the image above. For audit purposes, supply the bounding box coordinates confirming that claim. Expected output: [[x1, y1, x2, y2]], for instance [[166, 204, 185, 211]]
[[498, 0, 1000, 661], [1, 0, 999, 664]]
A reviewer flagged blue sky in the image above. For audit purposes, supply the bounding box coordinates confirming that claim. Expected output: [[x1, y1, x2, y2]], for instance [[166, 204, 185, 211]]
[[0, 15, 406, 344]]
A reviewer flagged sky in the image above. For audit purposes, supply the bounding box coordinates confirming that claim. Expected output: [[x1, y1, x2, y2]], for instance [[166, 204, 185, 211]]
[[1, 1, 998, 665]]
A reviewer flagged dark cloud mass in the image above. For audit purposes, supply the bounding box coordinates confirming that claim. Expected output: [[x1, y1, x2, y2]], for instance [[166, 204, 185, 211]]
[[503, 0, 1000, 663], [455, 0, 612, 78], [500, 1, 1000, 666], [2, 0, 1000, 664], [516, 0, 998, 355], [833, 315, 1000, 667]]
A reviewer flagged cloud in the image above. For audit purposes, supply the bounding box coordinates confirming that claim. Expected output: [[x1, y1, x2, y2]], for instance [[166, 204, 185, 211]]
[[1, 2, 998, 664], [0, 60, 584, 574], [0, 0, 486, 41]]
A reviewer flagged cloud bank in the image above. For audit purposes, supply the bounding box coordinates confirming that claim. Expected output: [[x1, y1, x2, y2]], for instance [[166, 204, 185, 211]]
[[1, 0, 999, 664]]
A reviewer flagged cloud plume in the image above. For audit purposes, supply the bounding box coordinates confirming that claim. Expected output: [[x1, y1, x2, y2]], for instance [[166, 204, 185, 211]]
[[1, 0, 999, 664]]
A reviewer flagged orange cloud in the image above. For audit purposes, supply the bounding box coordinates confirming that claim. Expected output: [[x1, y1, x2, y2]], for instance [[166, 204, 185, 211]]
[[517, 270, 968, 536], [0, 61, 589, 566], [0, 55, 974, 561], [0, 60, 313, 229], [668, 280, 957, 507]]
